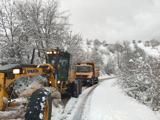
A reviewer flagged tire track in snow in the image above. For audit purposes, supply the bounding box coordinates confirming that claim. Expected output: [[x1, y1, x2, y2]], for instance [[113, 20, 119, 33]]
[[71, 84, 98, 120], [60, 76, 117, 120], [71, 76, 117, 120]]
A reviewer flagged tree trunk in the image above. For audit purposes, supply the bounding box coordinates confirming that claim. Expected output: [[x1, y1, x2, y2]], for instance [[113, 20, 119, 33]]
[[30, 48, 36, 64]]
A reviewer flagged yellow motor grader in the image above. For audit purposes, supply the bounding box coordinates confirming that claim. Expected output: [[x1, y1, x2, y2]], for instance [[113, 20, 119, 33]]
[[0, 48, 82, 120]]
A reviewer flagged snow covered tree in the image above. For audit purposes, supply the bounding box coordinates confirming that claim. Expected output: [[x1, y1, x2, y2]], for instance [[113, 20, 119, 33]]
[[16, 0, 84, 64], [150, 39, 160, 48], [104, 57, 115, 74], [93, 39, 101, 50], [89, 39, 103, 68], [66, 33, 85, 66], [0, 0, 84, 64], [16, 0, 70, 63], [0, 0, 35, 63], [118, 42, 160, 110]]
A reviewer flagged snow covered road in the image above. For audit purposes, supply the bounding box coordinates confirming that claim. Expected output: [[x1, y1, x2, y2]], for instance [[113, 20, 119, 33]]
[[82, 79, 160, 120], [52, 77, 160, 120]]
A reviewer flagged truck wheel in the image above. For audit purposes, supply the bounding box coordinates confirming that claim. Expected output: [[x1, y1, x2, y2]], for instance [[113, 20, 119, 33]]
[[73, 82, 79, 98], [88, 79, 94, 87], [25, 89, 52, 120], [94, 77, 99, 84], [79, 80, 82, 94], [72, 80, 82, 98], [96, 77, 99, 84]]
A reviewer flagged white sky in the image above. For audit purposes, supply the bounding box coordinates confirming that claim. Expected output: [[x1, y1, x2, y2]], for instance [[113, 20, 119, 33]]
[[59, 0, 160, 43]]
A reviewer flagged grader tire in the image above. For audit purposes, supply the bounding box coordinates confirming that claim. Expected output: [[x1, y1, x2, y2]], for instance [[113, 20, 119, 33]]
[[25, 89, 52, 120]]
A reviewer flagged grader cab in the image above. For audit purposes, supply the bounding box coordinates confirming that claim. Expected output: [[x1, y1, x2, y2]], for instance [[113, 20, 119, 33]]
[[46, 48, 70, 82], [0, 48, 82, 120]]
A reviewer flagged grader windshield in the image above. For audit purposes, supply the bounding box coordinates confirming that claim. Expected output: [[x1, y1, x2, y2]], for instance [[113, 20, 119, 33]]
[[46, 49, 70, 81]]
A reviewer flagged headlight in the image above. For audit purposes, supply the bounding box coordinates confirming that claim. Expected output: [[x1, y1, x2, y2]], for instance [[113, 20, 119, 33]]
[[47, 51, 52, 54], [53, 51, 57, 54], [13, 69, 20, 74], [57, 81, 60, 84]]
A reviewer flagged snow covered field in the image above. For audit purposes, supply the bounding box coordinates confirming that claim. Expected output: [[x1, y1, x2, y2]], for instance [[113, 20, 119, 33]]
[[52, 77, 160, 120]]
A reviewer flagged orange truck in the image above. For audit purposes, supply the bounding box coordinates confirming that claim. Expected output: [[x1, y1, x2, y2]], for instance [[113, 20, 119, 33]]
[[75, 62, 99, 86]]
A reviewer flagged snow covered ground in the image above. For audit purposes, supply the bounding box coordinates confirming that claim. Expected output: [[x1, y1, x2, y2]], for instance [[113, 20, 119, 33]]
[[98, 74, 115, 79], [52, 77, 160, 120]]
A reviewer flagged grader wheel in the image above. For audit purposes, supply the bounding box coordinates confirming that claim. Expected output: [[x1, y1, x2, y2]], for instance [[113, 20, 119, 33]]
[[25, 89, 52, 120]]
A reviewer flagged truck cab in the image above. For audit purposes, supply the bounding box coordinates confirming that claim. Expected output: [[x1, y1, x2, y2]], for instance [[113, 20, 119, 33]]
[[75, 62, 99, 86]]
